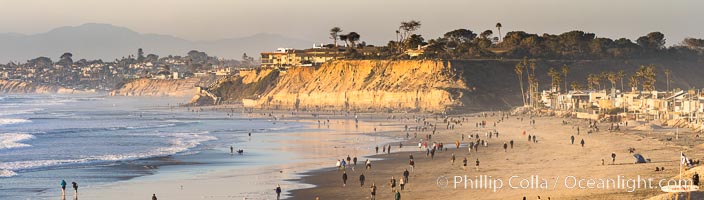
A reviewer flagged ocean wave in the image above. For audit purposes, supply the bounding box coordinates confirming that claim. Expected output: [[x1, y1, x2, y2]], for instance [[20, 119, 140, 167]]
[[0, 118, 31, 126], [0, 169, 17, 178], [0, 133, 35, 150], [0, 108, 43, 116], [0, 131, 216, 174]]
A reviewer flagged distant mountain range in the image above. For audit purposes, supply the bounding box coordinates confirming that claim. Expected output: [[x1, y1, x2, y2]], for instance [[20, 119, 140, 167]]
[[0, 23, 313, 63]]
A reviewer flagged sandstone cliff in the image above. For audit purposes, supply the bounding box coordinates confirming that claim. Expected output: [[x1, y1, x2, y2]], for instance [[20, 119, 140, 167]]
[[202, 60, 469, 112], [0, 80, 92, 94], [110, 78, 200, 97]]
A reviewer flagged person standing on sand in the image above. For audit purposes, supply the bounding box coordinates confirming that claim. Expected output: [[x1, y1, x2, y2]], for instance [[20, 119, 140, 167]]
[[451, 153, 456, 165], [503, 142, 508, 152], [342, 171, 348, 187], [376, 146, 379, 154], [388, 145, 391, 154], [571, 135, 575, 144], [611, 152, 616, 164], [463, 157, 468, 171], [360, 173, 366, 187], [475, 159, 480, 171], [275, 184, 282, 200], [61, 180, 67, 196], [71, 182, 78, 196], [366, 159, 372, 170], [409, 159, 415, 172], [152, 194, 157, 200], [580, 139, 585, 147], [389, 176, 397, 192], [353, 156, 358, 166], [347, 155, 351, 165], [395, 189, 401, 200], [510, 140, 514, 149], [403, 169, 410, 183], [370, 183, 377, 200], [399, 177, 406, 190], [528, 134, 531, 142]]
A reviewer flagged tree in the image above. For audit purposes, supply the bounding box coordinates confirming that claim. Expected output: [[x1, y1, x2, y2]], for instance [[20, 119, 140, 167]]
[[628, 75, 639, 93], [59, 52, 73, 66], [547, 67, 561, 91], [347, 32, 361, 49], [480, 30, 493, 39], [496, 23, 503, 41], [403, 34, 426, 50], [137, 48, 145, 63], [330, 27, 343, 56], [443, 29, 476, 43], [561, 65, 569, 92], [617, 70, 625, 91], [339, 34, 349, 48], [664, 68, 671, 91], [399, 20, 421, 51], [636, 32, 666, 51], [514, 62, 526, 106]]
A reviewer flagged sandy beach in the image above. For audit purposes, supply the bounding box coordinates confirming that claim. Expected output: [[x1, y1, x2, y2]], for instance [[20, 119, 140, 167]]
[[288, 112, 704, 200]]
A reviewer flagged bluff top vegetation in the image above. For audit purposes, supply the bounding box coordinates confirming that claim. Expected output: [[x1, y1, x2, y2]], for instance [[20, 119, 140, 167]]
[[331, 21, 704, 60]]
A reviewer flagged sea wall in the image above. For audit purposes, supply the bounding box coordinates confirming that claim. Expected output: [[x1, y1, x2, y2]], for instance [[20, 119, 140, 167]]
[[110, 78, 200, 97], [0, 80, 92, 94]]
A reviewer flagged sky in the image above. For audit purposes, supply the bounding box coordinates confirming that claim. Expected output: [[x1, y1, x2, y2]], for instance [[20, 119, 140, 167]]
[[0, 0, 702, 46]]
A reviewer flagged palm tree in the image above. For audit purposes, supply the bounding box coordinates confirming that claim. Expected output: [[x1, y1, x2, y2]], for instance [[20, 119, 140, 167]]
[[606, 71, 618, 90], [548, 67, 561, 92], [664, 68, 671, 92], [629, 75, 639, 93], [330, 27, 342, 57], [515, 63, 526, 106], [347, 32, 361, 49], [561, 65, 569, 93], [496, 23, 503, 42], [617, 70, 625, 92]]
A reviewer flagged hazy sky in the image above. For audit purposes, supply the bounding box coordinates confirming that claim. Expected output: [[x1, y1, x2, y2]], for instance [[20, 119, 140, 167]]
[[0, 0, 702, 45]]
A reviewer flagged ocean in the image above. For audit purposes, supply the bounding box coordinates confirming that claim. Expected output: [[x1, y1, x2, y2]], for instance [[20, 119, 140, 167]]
[[0, 95, 310, 199]]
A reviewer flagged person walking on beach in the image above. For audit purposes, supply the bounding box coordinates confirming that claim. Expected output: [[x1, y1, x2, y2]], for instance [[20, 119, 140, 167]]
[[528, 134, 531, 142], [71, 182, 78, 196], [510, 140, 514, 149], [353, 156, 358, 166], [366, 159, 372, 170], [376, 146, 379, 154], [370, 183, 377, 200], [388, 145, 391, 154], [611, 152, 616, 164], [342, 171, 348, 187], [571, 135, 575, 144], [409, 159, 415, 172], [360, 173, 366, 187], [463, 157, 468, 171], [61, 180, 67, 196], [403, 169, 410, 183], [399, 177, 406, 190], [503, 142, 508, 152], [395, 189, 401, 200], [389, 176, 397, 192], [451, 153, 456, 165], [152, 194, 157, 200], [275, 184, 282, 200], [475, 159, 480, 171], [580, 139, 585, 147]]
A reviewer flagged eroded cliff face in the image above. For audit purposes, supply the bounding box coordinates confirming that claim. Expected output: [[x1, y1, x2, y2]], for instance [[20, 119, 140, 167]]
[[110, 78, 200, 97], [0, 80, 92, 94], [204, 60, 469, 112]]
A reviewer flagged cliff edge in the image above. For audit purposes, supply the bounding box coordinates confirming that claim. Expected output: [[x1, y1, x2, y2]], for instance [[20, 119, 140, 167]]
[[110, 78, 200, 97], [0, 80, 93, 94]]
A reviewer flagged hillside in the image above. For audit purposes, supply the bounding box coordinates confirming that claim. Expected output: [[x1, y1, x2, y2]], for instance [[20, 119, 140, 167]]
[[109, 78, 201, 97], [0, 23, 312, 62], [0, 80, 93, 94], [193, 59, 704, 112]]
